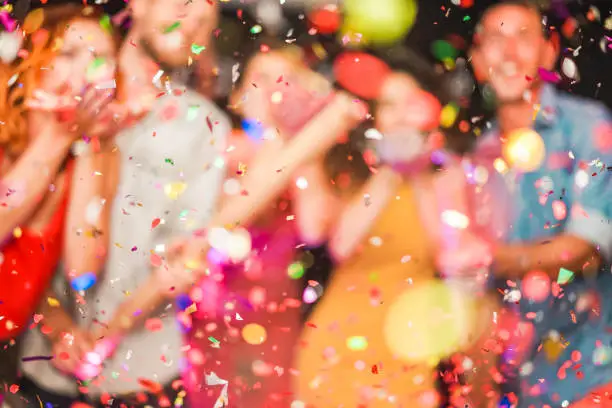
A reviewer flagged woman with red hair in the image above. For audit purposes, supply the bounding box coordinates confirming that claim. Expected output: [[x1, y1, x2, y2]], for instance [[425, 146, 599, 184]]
[[0, 4, 120, 402]]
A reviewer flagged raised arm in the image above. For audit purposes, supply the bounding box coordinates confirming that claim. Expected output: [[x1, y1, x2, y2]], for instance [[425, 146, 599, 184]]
[[100, 93, 365, 340], [0, 119, 73, 241], [494, 106, 611, 280], [63, 139, 120, 282]]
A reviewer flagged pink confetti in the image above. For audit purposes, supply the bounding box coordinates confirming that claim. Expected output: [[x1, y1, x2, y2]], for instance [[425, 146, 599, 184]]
[[538, 68, 561, 84], [145, 318, 163, 332]]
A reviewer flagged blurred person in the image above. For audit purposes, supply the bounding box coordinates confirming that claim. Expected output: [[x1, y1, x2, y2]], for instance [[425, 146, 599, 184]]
[[0, 3, 120, 406], [292, 63, 501, 407], [183, 48, 341, 408], [17, 0, 228, 407], [467, 0, 612, 406], [80, 48, 364, 408]]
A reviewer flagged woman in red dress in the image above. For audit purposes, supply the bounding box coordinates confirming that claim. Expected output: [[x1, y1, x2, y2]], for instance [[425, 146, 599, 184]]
[[0, 4, 120, 400]]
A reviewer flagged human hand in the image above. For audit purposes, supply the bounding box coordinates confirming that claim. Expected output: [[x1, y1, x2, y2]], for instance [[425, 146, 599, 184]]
[[436, 232, 493, 284], [51, 327, 95, 376], [26, 85, 125, 140], [154, 237, 209, 298]]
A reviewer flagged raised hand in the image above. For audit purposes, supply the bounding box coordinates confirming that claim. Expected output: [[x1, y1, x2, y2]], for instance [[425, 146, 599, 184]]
[[51, 327, 96, 376], [26, 85, 125, 140]]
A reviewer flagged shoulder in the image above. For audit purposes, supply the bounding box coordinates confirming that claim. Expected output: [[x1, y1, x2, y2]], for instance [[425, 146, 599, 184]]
[[555, 90, 611, 124]]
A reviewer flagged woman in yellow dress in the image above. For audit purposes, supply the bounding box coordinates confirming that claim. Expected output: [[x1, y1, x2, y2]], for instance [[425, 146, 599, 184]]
[[293, 66, 500, 407]]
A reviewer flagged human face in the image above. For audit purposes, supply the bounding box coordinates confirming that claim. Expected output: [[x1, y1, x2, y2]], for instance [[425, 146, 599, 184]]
[[376, 73, 441, 134], [132, 0, 217, 70], [471, 5, 556, 103], [40, 18, 117, 96]]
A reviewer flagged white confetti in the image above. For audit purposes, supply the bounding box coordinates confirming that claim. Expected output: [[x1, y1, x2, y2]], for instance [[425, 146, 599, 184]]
[[206, 372, 229, 408]]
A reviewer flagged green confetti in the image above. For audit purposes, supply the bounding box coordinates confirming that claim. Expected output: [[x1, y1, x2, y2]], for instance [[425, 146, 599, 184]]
[[208, 336, 220, 344], [86, 57, 106, 81], [99, 14, 112, 34], [557, 267, 575, 285], [250, 25, 263, 34], [179, 209, 189, 219], [191, 43, 206, 55], [463, 15, 471, 22], [164, 21, 181, 34], [165, 158, 175, 166], [287, 262, 305, 279], [187, 105, 200, 121]]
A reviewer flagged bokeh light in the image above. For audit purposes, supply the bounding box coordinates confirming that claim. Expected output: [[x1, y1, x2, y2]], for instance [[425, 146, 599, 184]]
[[384, 280, 477, 363], [502, 128, 546, 173], [242, 323, 267, 345], [343, 0, 417, 46], [522, 270, 551, 303]]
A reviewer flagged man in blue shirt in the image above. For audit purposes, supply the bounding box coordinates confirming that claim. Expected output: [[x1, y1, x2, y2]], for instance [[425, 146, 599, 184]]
[[469, 0, 612, 406]]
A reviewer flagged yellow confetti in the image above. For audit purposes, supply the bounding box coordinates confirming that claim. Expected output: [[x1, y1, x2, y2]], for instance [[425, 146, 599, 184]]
[[185, 303, 198, 315], [13, 227, 22, 238], [46, 297, 60, 307], [164, 182, 187, 200]]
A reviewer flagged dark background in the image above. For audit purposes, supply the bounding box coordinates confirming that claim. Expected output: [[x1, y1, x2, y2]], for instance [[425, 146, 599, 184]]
[[19, 0, 612, 110]]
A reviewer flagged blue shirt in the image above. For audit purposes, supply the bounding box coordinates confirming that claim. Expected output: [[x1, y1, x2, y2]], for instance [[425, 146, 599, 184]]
[[476, 84, 612, 405]]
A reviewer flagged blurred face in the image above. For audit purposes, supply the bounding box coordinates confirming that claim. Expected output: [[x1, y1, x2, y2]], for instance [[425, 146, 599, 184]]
[[374, 73, 443, 165], [132, 0, 217, 70], [471, 5, 556, 103], [41, 18, 117, 96], [233, 52, 296, 127], [376, 73, 441, 134]]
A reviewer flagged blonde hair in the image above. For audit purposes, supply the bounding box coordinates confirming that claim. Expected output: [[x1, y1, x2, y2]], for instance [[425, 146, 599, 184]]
[[0, 4, 112, 158]]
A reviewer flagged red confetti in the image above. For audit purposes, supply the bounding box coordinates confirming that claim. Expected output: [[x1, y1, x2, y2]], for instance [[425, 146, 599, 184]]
[[150, 253, 163, 267], [145, 318, 163, 332], [151, 218, 161, 229]]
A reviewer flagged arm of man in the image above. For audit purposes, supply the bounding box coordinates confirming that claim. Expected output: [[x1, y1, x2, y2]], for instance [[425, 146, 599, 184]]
[[494, 104, 612, 280], [100, 93, 364, 340]]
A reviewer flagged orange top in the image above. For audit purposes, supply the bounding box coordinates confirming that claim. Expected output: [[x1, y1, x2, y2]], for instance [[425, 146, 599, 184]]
[[0, 160, 73, 341], [294, 182, 441, 408]]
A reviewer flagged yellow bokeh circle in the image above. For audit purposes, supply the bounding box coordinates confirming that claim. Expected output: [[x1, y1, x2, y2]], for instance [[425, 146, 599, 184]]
[[384, 280, 477, 363]]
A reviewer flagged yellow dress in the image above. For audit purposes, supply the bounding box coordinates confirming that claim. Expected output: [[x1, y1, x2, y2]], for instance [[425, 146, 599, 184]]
[[294, 183, 441, 407]]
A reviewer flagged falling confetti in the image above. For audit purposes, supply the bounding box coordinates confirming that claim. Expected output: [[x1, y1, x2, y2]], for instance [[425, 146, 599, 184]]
[[71, 272, 97, 292]]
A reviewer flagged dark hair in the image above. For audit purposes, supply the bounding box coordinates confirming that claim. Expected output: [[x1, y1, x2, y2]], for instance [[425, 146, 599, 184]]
[[474, 0, 554, 40]]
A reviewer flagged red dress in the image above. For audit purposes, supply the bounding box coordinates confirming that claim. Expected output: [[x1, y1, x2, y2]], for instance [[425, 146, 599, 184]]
[[0, 159, 73, 341]]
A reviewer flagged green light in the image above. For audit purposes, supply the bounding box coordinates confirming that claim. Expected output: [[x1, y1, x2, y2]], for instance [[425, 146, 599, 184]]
[[287, 262, 305, 279], [346, 336, 368, 351]]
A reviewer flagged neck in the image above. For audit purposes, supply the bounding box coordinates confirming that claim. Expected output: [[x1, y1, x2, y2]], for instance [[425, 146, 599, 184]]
[[119, 32, 160, 112], [496, 85, 542, 135]]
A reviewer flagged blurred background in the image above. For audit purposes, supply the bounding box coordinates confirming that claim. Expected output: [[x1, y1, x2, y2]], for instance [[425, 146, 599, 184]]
[[15, 0, 612, 112]]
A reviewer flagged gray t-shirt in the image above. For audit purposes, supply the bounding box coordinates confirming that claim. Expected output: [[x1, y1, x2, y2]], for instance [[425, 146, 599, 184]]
[[20, 89, 229, 397]]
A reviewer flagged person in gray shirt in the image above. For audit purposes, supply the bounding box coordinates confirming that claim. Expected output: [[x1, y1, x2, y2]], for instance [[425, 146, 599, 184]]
[[18, 0, 228, 407]]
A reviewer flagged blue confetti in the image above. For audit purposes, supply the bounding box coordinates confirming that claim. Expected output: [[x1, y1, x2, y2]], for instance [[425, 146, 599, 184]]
[[176, 294, 192, 311], [241, 118, 265, 142], [70, 272, 97, 291], [499, 395, 511, 408]]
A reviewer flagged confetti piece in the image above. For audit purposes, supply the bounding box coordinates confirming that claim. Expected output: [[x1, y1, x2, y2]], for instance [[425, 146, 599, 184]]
[[557, 268, 575, 285], [164, 22, 181, 34], [71, 272, 97, 292], [99, 14, 112, 33], [13, 227, 22, 238], [21, 355, 53, 362], [187, 105, 199, 121], [208, 336, 220, 344], [151, 218, 161, 229], [145, 318, 163, 332], [287, 262, 305, 279], [205, 372, 229, 408], [522, 270, 551, 302], [164, 182, 187, 200], [46, 297, 60, 307], [150, 253, 163, 267], [191, 43, 206, 55]]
